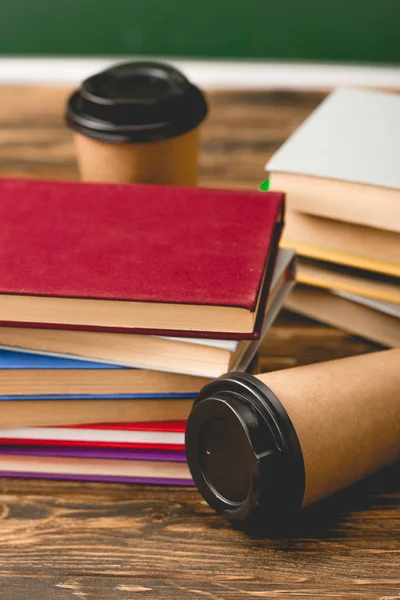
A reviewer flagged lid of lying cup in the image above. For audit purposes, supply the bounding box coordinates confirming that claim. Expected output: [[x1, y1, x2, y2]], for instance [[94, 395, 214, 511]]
[[66, 61, 208, 143], [185, 372, 306, 529]]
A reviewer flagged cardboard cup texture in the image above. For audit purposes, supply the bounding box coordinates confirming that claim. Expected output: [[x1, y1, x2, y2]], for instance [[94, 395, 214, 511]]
[[74, 128, 199, 186], [256, 349, 400, 507]]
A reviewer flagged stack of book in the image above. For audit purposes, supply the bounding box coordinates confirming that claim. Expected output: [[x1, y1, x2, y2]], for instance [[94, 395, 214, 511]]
[[0, 178, 294, 485], [266, 88, 400, 347]]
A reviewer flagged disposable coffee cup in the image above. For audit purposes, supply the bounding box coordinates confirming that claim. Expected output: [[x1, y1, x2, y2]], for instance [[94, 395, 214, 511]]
[[185, 350, 400, 528], [66, 61, 208, 185]]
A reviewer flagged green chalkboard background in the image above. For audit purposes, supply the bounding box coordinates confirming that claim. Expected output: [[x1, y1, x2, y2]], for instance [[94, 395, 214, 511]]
[[0, 0, 399, 64]]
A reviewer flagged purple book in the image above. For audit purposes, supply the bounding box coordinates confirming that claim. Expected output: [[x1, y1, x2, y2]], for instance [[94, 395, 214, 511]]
[[0, 445, 187, 462], [0, 445, 193, 486]]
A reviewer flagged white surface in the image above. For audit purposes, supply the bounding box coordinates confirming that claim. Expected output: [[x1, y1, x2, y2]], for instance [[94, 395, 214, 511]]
[[0, 58, 399, 89], [0, 426, 184, 445], [267, 88, 400, 190]]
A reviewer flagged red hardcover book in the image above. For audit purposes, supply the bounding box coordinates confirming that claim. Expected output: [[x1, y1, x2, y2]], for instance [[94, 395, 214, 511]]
[[0, 178, 284, 339]]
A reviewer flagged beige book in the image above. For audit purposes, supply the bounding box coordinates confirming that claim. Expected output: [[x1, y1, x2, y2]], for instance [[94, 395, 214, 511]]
[[0, 397, 194, 429], [0, 292, 261, 335], [269, 172, 400, 233], [281, 211, 400, 278], [0, 454, 191, 481], [0, 329, 235, 380], [296, 259, 400, 304], [334, 290, 400, 318], [285, 285, 400, 347], [0, 367, 208, 397]]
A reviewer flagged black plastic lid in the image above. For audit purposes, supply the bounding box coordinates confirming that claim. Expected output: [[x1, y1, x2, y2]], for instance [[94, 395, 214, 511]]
[[185, 372, 305, 529], [66, 61, 208, 143]]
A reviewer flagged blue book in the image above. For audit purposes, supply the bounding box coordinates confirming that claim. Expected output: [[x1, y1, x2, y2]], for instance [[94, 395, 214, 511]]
[[0, 350, 204, 399]]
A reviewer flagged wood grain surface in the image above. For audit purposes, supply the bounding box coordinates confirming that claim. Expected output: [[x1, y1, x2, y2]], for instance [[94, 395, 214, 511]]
[[0, 86, 398, 600]]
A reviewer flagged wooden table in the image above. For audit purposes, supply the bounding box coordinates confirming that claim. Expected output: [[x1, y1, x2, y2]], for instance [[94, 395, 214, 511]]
[[0, 87, 398, 600]]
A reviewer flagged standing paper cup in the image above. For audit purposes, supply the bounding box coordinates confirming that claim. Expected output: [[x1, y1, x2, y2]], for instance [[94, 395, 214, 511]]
[[66, 62, 208, 185], [185, 350, 400, 528]]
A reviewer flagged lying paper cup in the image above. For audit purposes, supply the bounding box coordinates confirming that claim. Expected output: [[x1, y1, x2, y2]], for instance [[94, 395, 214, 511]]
[[66, 61, 208, 185], [185, 349, 400, 527]]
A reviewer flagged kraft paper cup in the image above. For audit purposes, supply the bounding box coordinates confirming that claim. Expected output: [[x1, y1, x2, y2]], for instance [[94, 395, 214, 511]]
[[185, 349, 400, 528], [66, 61, 207, 186], [257, 349, 400, 508]]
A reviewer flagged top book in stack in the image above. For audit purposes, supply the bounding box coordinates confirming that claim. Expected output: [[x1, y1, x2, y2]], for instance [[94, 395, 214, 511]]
[[266, 88, 400, 233], [0, 179, 284, 339]]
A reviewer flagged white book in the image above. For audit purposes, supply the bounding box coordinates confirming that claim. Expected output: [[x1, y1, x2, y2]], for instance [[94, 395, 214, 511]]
[[163, 335, 239, 353], [267, 88, 400, 189], [0, 426, 184, 446], [266, 88, 400, 232]]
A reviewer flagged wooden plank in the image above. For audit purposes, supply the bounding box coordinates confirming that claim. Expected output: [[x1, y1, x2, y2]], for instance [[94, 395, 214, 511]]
[[0, 471, 399, 599]]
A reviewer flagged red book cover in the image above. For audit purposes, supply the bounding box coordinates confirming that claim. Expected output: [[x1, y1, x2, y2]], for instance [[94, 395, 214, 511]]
[[0, 178, 284, 338]]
